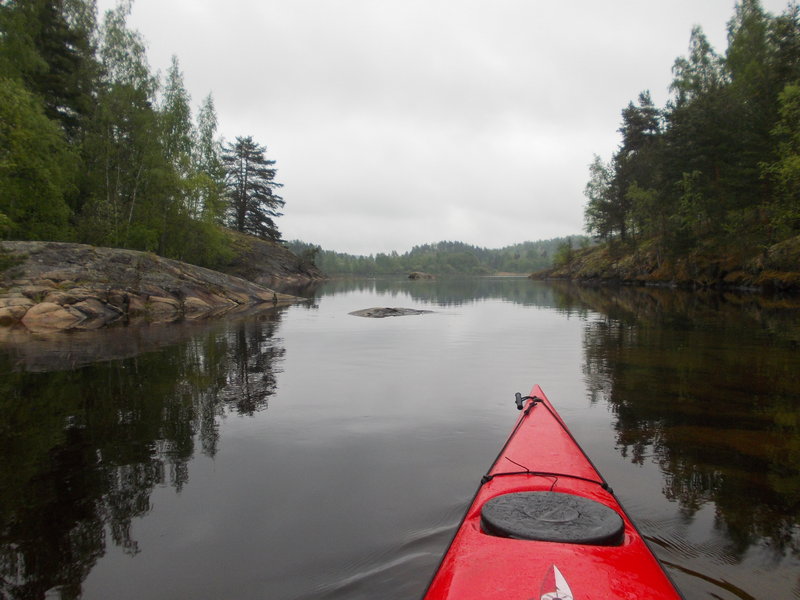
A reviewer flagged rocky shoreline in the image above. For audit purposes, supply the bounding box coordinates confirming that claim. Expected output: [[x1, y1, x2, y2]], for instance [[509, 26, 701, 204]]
[[531, 236, 800, 293], [0, 241, 305, 332]]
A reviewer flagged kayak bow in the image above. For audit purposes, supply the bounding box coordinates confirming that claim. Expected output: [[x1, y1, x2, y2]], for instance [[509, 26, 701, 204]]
[[423, 385, 683, 600]]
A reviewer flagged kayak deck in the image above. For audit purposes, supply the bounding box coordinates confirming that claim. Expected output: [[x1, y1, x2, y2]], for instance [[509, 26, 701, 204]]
[[423, 385, 683, 600]]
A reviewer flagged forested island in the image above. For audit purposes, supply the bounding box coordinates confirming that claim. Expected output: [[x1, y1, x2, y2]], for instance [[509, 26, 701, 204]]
[[540, 0, 800, 291], [287, 238, 588, 276]]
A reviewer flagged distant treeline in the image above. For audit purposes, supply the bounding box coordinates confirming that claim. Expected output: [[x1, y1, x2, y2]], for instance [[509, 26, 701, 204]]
[[584, 0, 800, 260], [0, 1, 283, 268], [286, 238, 589, 275]]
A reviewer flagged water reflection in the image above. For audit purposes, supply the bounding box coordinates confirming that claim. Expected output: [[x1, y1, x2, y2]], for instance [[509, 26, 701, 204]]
[[0, 311, 285, 599], [303, 276, 573, 308], [562, 283, 800, 564], [2, 279, 799, 600]]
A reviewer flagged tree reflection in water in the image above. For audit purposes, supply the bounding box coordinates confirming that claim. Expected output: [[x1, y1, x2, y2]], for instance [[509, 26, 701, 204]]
[[308, 275, 570, 308], [0, 311, 285, 599], [560, 283, 800, 561]]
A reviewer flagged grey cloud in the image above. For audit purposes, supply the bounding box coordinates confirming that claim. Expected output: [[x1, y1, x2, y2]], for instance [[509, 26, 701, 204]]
[[98, 0, 790, 253]]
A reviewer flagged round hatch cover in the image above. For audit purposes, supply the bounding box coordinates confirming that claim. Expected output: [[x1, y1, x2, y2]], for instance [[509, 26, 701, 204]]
[[480, 491, 624, 546]]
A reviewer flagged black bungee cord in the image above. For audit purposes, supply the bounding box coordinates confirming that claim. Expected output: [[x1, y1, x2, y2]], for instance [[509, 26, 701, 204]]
[[479, 392, 613, 494]]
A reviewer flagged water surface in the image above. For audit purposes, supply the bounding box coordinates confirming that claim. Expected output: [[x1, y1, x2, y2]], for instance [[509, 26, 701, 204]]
[[1, 278, 798, 599]]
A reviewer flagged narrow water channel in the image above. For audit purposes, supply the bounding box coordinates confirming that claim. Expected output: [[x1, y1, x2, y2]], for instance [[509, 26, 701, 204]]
[[0, 278, 798, 599]]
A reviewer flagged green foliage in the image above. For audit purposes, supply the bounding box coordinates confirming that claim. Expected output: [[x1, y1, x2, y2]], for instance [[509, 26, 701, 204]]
[[286, 238, 588, 275], [160, 55, 193, 170], [0, 0, 98, 139], [670, 26, 725, 106], [585, 0, 800, 259], [190, 93, 225, 222], [584, 155, 616, 242], [0, 0, 277, 269], [553, 238, 574, 268], [762, 82, 800, 237], [0, 76, 76, 240], [0, 242, 22, 273], [295, 243, 321, 266], [79, 2, 164, 250]]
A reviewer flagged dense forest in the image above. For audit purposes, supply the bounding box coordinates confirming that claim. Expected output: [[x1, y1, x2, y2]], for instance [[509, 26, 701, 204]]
[[286, 237, 588, 275], [584, 0, 800, 265], [0, 0, 284, 268]]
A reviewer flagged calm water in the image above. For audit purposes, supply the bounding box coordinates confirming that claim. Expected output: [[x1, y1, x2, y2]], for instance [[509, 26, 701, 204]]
[[1, 279, 798, 600]]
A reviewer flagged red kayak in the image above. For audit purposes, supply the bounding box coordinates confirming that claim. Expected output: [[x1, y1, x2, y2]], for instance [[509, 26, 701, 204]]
[[423, 385, 684, 600]]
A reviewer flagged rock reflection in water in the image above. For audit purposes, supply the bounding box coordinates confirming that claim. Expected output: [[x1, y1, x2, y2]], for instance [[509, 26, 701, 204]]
[[0, 311, 285, 599]]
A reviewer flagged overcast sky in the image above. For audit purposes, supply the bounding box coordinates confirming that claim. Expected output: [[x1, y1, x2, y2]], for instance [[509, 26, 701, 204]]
[[96, 0, 792, 255]]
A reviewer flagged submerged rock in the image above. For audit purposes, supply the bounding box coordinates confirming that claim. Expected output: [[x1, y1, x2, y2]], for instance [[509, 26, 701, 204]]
[[349, 307, 433, 318]]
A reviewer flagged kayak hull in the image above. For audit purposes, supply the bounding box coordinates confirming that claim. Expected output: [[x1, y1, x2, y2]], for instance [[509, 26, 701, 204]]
[[423, 385, 683, 600]]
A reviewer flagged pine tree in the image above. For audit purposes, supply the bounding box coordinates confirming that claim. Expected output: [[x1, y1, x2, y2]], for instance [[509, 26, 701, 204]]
[[222, 136, 284, 241], [615, 91, 662, 243], [0, 0, 98, 140]]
